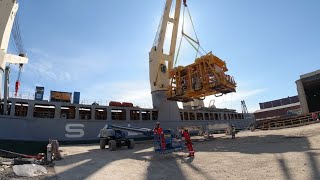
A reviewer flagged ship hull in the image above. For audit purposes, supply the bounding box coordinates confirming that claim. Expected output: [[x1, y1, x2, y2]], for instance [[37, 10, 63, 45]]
[[0, 115, 254, 155]]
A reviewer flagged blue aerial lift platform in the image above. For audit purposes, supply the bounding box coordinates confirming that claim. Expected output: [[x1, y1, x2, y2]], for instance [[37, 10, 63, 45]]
[[98, 124, 186, 153]]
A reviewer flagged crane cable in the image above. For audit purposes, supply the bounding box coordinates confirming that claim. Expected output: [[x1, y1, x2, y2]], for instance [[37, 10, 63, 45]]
[[186, 5, 200, 59], [12, 13, 25, 55], [10, 12, 26, 97], [173, 3, 186, 67], [174, 2, 207, 67], [185, 6, 207, 56], [153, 1, 167, 47]]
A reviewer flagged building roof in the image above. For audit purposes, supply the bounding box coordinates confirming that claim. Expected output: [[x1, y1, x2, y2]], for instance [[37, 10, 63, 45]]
[[259, 95, 299, 109], [254, 102, 300, 113], [300, 69, 320, 79]]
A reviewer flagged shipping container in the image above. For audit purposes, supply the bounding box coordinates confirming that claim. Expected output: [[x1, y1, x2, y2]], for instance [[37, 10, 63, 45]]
[[35, 92, 43, 101], [35, 86, 44, 93], [35, 86, 44, 101], [50, 91, 72, 103], [122, 102, 133, 107], [73, 92, 80, 104], [109, 101, 122, 107]]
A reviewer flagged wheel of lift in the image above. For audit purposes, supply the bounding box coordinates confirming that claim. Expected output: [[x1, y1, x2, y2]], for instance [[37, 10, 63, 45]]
[[100, 138, 107, 149], [127, 139, 135, 149], [108, 140, 117, 151]]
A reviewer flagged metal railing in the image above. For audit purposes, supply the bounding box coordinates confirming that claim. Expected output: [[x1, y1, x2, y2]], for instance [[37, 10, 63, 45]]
[[259, 112, 320, 130], [8, 91, 153, 108]]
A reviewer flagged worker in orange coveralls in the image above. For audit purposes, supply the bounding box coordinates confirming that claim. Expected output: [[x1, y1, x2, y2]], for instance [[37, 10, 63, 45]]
[[312, 113, 317, 121], [154, 122, 166, 150], [182, 129, 194, 157]]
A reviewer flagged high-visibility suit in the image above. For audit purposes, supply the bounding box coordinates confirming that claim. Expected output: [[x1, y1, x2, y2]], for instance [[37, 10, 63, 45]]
[[182, 130, 194, 157], [312, 113, 317, 121], [154, 127, 166, 150]]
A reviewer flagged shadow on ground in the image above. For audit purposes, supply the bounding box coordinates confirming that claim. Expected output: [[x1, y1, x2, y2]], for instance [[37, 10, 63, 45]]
[[48, 134, 320, 180]]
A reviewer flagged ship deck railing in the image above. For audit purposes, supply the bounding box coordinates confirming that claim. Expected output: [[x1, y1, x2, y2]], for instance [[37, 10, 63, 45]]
[[257, 111, 320, 130], [9, 91, 152, 108]]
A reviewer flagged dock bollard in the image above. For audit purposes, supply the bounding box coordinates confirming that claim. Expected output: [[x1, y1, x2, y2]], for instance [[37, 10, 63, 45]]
[[47, 143, 52, 163]]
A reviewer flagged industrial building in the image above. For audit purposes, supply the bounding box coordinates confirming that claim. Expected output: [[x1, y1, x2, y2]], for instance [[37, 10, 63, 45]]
[[296, 69, 320, 114], [254, 96, 301, 120], [254, 69, 320, 120]]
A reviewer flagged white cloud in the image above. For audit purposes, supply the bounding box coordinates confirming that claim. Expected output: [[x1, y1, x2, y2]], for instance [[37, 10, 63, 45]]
[[23, 47, 118, 82], [24, 48, 73, 81], [80, 80, 153, 108], [27, 60, 72, 81], [28, 48, 49, 59]]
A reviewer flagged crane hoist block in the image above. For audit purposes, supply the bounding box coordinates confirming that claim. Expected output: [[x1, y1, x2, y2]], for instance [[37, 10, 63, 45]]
[[167, 52, 236, 102]]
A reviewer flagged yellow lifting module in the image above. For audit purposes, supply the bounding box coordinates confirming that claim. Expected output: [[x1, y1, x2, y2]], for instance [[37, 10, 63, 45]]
[[167, 52, 236, 102]]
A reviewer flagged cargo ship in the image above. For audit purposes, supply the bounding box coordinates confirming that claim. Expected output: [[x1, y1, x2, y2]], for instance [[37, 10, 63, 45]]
[[0, 89, 253, 153], [0, 0, 255, 154]]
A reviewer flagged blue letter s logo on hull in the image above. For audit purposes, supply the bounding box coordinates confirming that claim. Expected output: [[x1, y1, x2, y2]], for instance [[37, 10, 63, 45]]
[[65, 124, 84, 138]]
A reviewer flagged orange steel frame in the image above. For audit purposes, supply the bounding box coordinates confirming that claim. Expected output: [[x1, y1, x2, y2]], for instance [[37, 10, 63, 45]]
[[167, 52, 236, 102]]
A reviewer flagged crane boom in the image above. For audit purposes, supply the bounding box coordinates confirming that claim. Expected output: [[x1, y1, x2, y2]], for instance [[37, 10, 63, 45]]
[[148, 0, 183, 121], [0, 0, 28, 115], [149, 0, 182, 100], [0, 0, 19, 55]]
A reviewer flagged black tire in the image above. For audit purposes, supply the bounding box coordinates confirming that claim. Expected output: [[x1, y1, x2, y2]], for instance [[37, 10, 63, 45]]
[[109, 140, 117, 151], [127, 139, 135, 149], [100, 138, 107, 149]]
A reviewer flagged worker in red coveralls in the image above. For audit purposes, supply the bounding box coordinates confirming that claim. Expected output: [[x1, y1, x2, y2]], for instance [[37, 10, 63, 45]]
[[312, 113, 317, 121], [182, 129, 194, 157], [154, 122, 166, 150]]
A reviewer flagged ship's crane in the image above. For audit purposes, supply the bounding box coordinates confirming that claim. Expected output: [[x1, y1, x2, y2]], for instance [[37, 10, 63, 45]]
[[166, 2, 236, 102], [150, 0, 236, 108], [0, 0, 29, 114], [149, 0, 183, 120]]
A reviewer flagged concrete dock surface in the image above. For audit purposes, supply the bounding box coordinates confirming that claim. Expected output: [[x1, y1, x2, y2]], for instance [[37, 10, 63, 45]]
[[51, 123, 320, 180]]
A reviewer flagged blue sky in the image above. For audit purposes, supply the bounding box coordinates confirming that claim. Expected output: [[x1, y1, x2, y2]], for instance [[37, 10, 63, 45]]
[[7, 0, 320, 112]]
